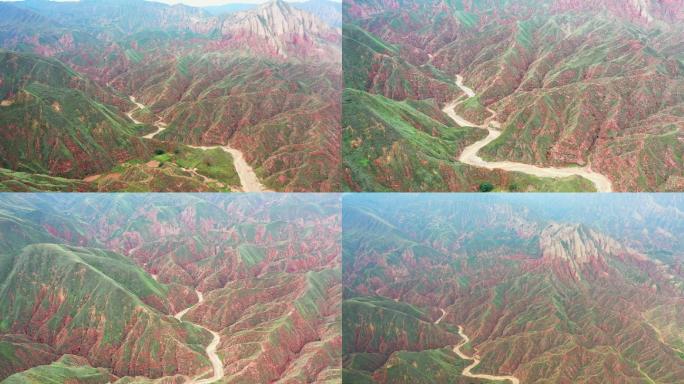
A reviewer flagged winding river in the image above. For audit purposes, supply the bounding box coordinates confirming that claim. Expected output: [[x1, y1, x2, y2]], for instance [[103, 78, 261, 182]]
[[174, 289, 224, 384], [443, 75, 613, 192], [434, 308, 520, 383], [126, 96, 269, 192]]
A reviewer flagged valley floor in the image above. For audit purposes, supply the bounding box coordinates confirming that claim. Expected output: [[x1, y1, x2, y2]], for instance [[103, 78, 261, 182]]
[[118, 96, 270, 193]]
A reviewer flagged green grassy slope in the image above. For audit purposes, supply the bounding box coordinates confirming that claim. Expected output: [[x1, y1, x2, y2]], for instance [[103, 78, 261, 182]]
[[342, 296, 456, 354], [1, 354, 112, 384], [0, 168, 94, 191], [0, 244, 212, 378], [0, 334, 58, 381], [0, 50, 147, 178], [90, 144, 241, 192], [342, 88, 595, 191]]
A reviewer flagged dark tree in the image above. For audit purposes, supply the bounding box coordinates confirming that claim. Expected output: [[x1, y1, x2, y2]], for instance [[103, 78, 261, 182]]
[[479, 182, 494, 192]]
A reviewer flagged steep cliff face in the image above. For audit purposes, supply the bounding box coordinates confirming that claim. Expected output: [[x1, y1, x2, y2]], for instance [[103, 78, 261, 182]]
[[220, 0, 340, 60], [537, 223, 664, 282], [540, 223, 623, 280]]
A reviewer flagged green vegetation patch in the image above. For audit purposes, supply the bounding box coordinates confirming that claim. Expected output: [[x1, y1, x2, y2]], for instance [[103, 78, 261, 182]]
[[237, 244, 266, 266], [1, 354, 111, 384]]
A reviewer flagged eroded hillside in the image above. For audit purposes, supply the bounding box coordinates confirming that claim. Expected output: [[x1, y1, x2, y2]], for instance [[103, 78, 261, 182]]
[[342, 194, 684, 383], [0, 193, 342, 383]]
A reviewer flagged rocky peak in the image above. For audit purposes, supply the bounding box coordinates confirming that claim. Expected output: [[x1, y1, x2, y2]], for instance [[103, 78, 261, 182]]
[[541, 223, 625, 262], [229, 0, 330, 37], [539, 223, 630, 280], [219, 0, 337, 58]]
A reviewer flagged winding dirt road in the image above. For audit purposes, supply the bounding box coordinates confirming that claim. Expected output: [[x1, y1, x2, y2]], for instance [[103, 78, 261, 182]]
[[142, 120, 168, 139], [443, 75, 613, 192], [127, 96, 168, 139], [186, 145, 268, 192], [453, 326, 520, 384], [435, 308, 447, 324], [125, 96, 146, 125], [174, 289, 224, 384], [126, 96, 268, 192], [434, 309, 519, 383]]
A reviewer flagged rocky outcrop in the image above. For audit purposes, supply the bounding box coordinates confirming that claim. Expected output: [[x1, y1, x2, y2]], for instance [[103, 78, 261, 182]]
[[538, 223, 656, 281], [540, 223, 620, 280], [219, 0, 340, 60]]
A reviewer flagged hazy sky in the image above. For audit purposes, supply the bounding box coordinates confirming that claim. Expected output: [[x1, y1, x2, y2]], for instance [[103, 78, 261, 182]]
[[153, 0, 307, 4], [0, 0, 313, 4]]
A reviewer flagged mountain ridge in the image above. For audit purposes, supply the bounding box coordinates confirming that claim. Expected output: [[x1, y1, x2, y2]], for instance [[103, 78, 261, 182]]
[[537, 222, 655, 281], [218, 0, 340, 60]]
